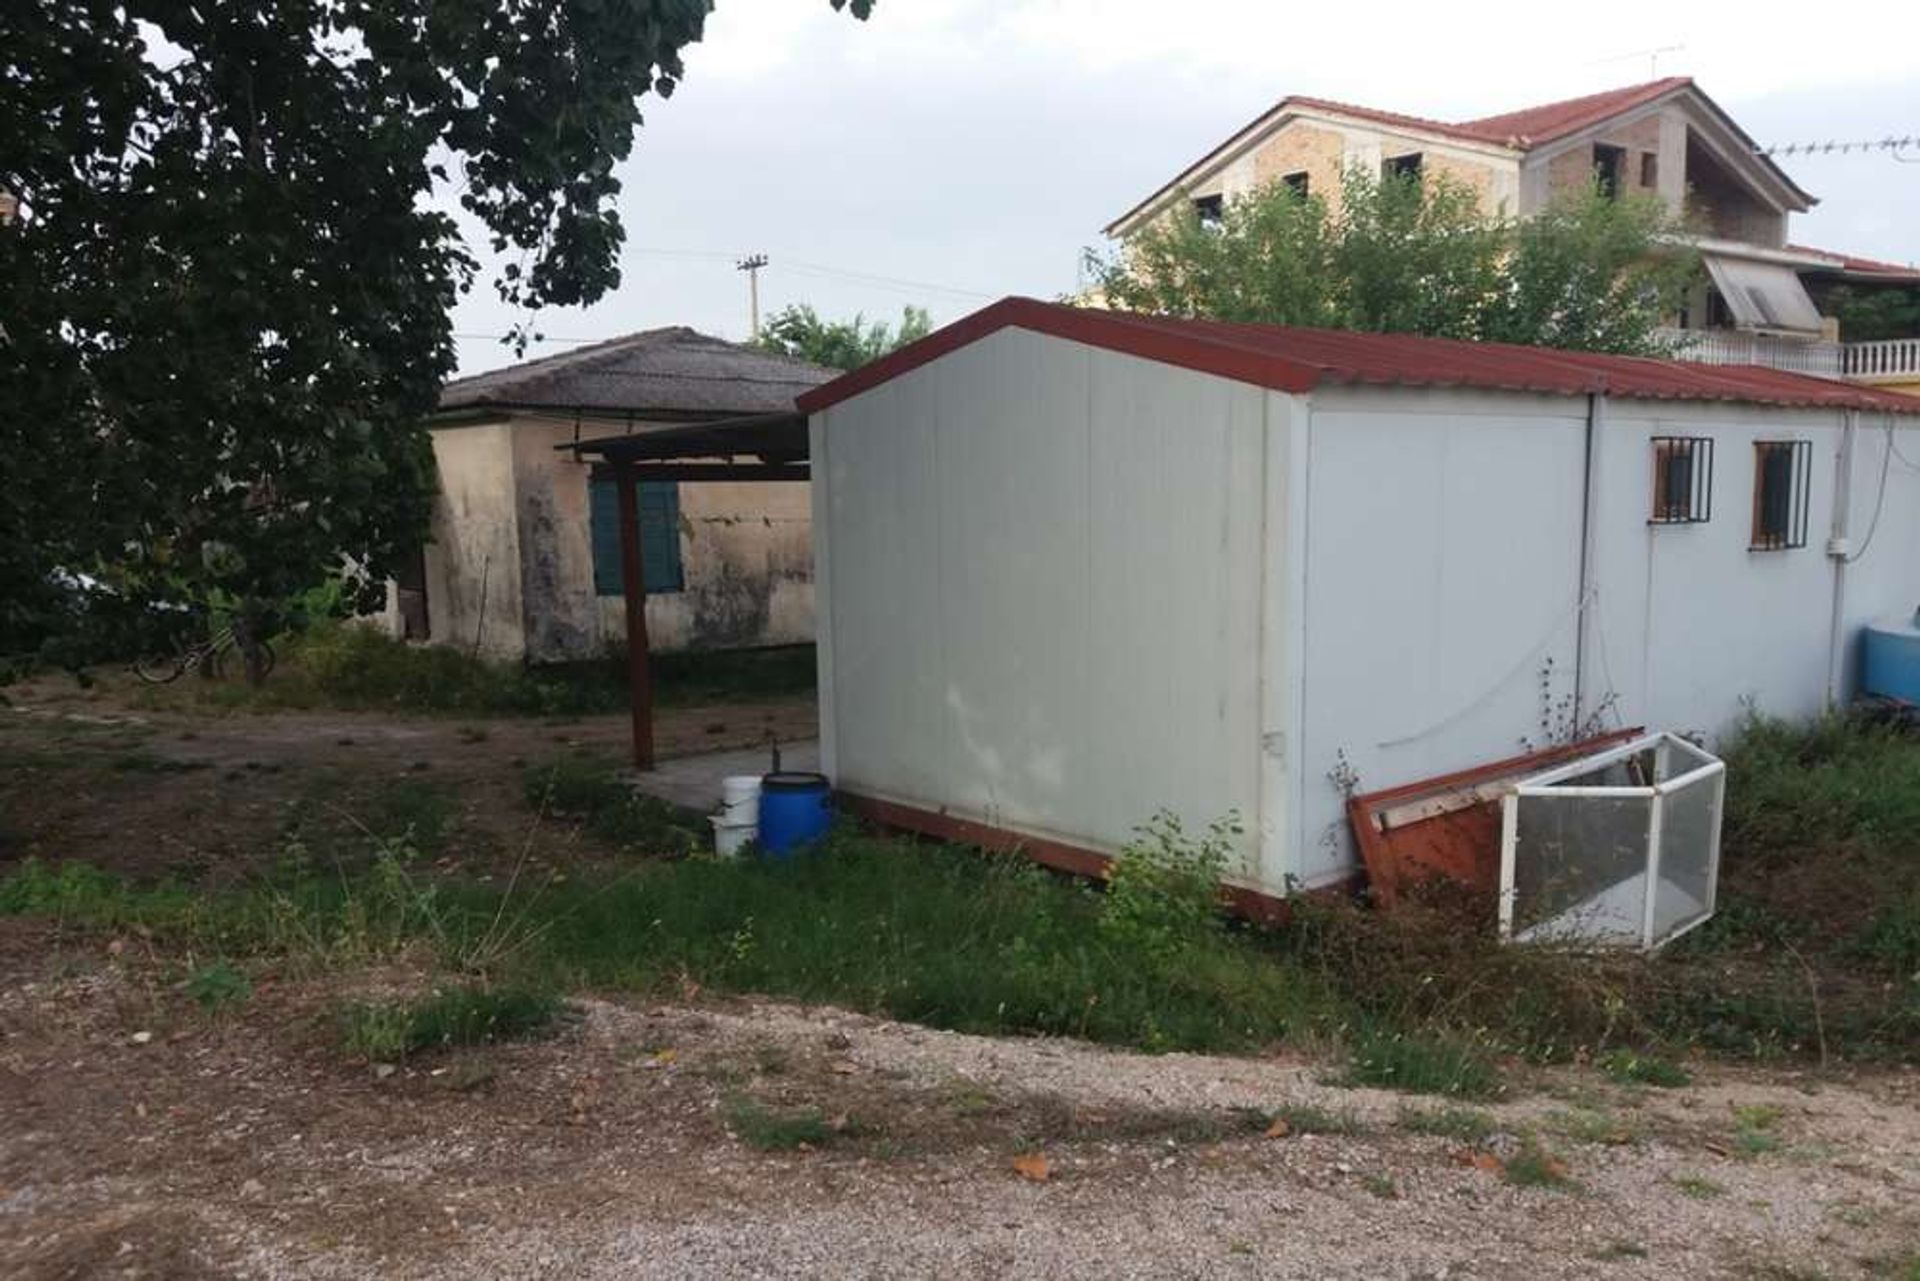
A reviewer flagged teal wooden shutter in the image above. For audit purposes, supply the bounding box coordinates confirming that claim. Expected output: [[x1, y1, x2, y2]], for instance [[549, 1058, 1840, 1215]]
[[589, 478, 683, 595]]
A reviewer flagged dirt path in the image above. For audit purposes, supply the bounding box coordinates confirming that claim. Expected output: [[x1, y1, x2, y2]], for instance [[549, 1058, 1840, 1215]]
[[0, 921, 1914, 1281], [0, 681, 815, 881]]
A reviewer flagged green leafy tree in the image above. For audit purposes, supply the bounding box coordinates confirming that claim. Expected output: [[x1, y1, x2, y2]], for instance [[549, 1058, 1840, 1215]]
[[1089, 168, 1693, 356], [754, 303, 931, 371], [1, 0, 872, 674]]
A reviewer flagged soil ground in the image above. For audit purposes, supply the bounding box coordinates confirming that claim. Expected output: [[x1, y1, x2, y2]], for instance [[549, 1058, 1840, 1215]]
[[1, 682, 1916, 1279]]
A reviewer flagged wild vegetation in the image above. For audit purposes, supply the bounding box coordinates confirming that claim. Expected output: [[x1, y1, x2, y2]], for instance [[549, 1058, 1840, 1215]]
[[753, 303, 932, 371], [1087, 168, 1696, 356], [0, 711, 1913, 1092], [123, 622, 817, 717]]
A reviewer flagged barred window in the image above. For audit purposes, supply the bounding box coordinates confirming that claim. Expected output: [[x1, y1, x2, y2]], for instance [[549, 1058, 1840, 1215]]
[[1650, 437, 1712, 524]]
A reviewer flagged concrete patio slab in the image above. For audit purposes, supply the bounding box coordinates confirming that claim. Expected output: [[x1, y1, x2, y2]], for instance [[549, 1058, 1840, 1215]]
[[624, 740, 819, 813]]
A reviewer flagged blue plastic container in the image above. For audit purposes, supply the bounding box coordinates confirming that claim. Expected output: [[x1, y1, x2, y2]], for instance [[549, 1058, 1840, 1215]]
[[1863, 608, 1920, 704], [758, 772, 833, 857]]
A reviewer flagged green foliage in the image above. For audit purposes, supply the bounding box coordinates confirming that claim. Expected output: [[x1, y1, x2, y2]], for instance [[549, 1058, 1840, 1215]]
[[1597, 1049, 1691, 1088], [184, 962, 253, 1011], [1819, 283, 1920, 343], [1090, 168, 1693, 356], [0, 1, 872, 671], [338, 986, 564, 1060], [1099, 810, 1237, 962], [754, 303, 932, 371]]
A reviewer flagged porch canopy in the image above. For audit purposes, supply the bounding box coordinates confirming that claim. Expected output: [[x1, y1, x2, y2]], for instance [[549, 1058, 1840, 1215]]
[[565, 410, 810, 771]]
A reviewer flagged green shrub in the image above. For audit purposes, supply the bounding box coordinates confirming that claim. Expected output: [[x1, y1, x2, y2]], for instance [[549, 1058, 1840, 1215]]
[[1597, 1049, 1690, 1088], [185, 962, 252, 1011], [1099, 810, 1237, 962]]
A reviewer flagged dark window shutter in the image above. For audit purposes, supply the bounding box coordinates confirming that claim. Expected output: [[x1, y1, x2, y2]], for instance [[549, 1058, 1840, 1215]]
[[590, 478, 684, 595]]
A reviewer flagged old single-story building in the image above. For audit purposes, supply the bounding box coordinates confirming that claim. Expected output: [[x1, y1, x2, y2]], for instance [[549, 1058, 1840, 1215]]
[[387, 328, 833, 662], [797, 298, 1920, 905]]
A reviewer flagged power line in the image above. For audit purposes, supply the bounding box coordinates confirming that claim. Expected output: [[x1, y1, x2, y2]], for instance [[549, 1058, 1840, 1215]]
[[1758, 135, 1920, 159]]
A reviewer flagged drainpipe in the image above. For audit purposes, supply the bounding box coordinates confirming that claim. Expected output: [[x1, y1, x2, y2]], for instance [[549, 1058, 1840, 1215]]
[[1825, 408, 1859, 710], [1572, 391, 1606, 725]]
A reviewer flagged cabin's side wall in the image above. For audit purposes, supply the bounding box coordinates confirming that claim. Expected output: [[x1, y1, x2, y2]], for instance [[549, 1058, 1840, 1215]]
[[1291, 388, 1591, 886], [1588, 403, 1844, 737], [814, 329, 1275, 885], [1294, 388, 1920, 887]]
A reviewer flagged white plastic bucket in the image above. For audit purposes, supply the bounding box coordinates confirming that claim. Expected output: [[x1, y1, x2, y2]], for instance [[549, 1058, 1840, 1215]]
[[711, 815, 756, 858], [720, 775, 762, 824]]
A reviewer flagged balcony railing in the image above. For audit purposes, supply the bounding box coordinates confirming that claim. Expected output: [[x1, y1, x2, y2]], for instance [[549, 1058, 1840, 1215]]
[[1844, 338, 1920, 382], [1656, 329, 1843, 377]]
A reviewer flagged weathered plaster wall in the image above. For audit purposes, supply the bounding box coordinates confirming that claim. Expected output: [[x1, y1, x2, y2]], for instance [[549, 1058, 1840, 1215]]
[[595, 478, 815, 653], [499, 414, 813, 660], [422, 422, 525, 659]]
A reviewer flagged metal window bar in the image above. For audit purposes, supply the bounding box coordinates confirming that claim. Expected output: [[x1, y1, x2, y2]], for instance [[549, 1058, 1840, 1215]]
[[1649, 436, 1713, 524], [1750, 439, 1812, 550]]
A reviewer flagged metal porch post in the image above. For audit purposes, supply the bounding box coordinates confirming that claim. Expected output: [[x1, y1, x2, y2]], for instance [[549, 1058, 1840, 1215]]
[[615, 466, 656, 771]]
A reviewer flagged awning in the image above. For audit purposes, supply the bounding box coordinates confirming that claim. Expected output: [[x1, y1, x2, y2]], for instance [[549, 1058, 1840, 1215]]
[[1703, 254, 1825, 334], [564, 410, 808, 482]]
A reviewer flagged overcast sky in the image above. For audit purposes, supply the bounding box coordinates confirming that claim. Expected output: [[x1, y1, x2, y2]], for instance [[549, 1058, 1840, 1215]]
[[449, 0, 1920, 374]]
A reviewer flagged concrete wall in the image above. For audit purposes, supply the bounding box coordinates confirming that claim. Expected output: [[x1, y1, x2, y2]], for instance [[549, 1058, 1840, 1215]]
[[814, 328, 1276, 885], [419, 413, 814, 662], [421, 422, 525, 659]]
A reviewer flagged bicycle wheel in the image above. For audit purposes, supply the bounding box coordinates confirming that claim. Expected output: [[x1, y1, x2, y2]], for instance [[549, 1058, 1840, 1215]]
[[132, 647, 191, 684]]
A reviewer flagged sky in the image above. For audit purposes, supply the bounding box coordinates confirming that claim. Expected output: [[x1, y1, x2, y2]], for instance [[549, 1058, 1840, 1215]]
[[448, 0, 1920, 375]]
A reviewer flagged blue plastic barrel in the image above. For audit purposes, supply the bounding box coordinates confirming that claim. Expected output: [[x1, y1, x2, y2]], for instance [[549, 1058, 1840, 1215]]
[[758, 772, 833, 857], [1863, 608, 1920, 703]]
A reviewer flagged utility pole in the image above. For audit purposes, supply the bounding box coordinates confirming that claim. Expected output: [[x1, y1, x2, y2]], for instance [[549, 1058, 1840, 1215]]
[[736, 253, 768, 340]]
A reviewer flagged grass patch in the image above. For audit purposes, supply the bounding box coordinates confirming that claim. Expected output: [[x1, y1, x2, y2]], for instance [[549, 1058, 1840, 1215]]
[[1732, 1103, 1784, 1158], [1340, 1026, 1502, 1098], [723, 1097, 837, 1151], [1264, 1103, 1366, 1136], [338, 986, 565, 1060], [1671, 1173, 1725, 1199], [1546, 1107, 1639, 1146], [1397, 1105, 1498, 1143], [1597, 1049, 1690, 1088], [1501, 1138, 1574, 1190], [1360, 1171, 1398, 1199], [522, 754, 703, 854]]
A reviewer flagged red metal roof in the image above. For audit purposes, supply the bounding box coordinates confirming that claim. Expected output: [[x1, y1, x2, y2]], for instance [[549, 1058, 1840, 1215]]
[[1788, 243, 1920, 281], [796, 298, 1920, 417]]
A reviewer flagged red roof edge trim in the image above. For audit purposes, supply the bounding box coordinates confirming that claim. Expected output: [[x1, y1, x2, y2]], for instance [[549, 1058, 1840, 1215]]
[[797, 298, 1920, 419], [796, 298, 1324, 414]]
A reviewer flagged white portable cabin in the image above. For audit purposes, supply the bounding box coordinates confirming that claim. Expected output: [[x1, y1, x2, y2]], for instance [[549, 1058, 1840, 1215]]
[[798, 299, 1920, 908]]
